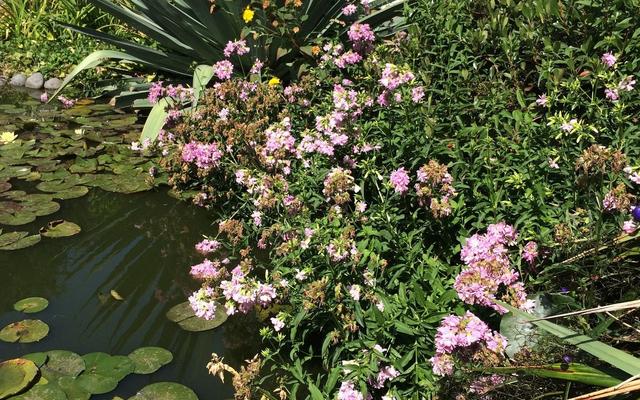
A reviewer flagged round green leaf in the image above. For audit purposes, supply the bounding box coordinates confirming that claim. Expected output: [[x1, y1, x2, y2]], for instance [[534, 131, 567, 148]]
[[21, 353, 47, 368], [128, 347, 173, 374], [57, 376, 90, 400], [0, 235, 42, 251], [40, 220, 81, 238], [0, 231, 28, 247], [0, 358, 38, 399], [75, 372, 118, 395], [13, 297, 49, 314], [82, 354, 133, 381], [10, 383, 67, 400], [166, 302, 227, 332], [129, 382, 198, 400], [0, 320, 49, 343], [0, 212, 36, 226], [51, 186, 89, 200], [45, 351, 85, 378]]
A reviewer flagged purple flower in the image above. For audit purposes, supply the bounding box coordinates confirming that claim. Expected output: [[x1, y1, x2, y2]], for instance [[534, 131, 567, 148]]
[[195, 239, 221, 255], [632, 206, 640, 221], [40, 92, 48, 103], [411, 86, 425, 103], [213, 60, 234, 80], [338, 381, 364, 400], [223, 39, 249, 58], [601, 52, 617, 68], [389, 167, 410, 194], [623, 220, 637, 234], [188, 287, 218, 320], [521, 241, 538, 265], [342, 4, 357, 15], [250, 59, 264, 74], [536, 94, 547, 107], [605, 88, 619, 101], [271, 316, 285, 332]]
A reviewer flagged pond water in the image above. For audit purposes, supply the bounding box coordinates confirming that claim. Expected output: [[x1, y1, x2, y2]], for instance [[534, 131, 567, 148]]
[[0, 89, 259, 399]]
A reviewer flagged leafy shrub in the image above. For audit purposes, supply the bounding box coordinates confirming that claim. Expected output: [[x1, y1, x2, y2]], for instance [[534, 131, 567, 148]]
[[138, 0, 640, 399]]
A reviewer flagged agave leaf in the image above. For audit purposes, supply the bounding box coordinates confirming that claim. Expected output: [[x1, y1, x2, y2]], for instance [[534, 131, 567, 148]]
[[140, 98, 174, 143], [499, 301, 640, 376], [192, 65, 215, 107], [487, 363, 621, 387]]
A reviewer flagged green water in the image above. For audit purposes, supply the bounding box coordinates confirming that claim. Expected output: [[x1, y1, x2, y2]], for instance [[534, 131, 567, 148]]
[[0, 89, 260, 399]]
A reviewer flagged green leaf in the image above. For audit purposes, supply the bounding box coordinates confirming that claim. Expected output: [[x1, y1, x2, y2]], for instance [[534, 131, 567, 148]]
[[489, 363, 621, 387], [140, 98, 174, 143], [307, 381, 324, 400], [13, 297, 49, 314], [499, 301, 640, 376], [0, 359, 39, 399], [192, 65, 215, 107]]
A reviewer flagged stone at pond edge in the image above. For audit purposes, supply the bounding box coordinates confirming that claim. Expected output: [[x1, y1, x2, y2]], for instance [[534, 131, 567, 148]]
[[166, 301, 228, 332], [128, 347, 173, 374], [9, 74, 26, 87], [0, 358, 39, 399], [44, 78, 62, 90], [0, 235, 42, 251], [0, 319, 49, 343], [129, 382, 199, 400], [13, 297, 49, 313], [40, 220, 81, 238], [25, 73, 44, 90]]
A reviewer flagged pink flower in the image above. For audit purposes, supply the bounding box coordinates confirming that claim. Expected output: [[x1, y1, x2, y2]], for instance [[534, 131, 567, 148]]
[[271, 316, 285, 332], [190, 259, 223, 280], [411, 86, 425, 103], [251, 210, 262, 226], [213, 60, 234, 80], [250, 59, 264, 74], [40, 92, 48, 103], [188, 287, 218, 320], [349, 284, 361, 301], [342, 4, 357, 15], [181, 141, 223, 169], [605, 88, 619, 101], [338, 381, 364, 400], [623, 220, 637, 234], [389, 167, 410, 194], [223, 39, 250, 58], [348, 23, 375, 54], [561, 118, 577, 132], [430, 353, 454, 376], [536, 94, 547, 106], [618, 75, 636, 91], [521, 241, 538, 264], [601, 52, 617, 68], [195, 239, 221, 254]]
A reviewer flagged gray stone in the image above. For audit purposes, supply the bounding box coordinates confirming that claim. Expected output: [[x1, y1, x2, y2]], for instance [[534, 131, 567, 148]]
[[9, 73, 26, 86], [44, 77, 63, 90], [0, 77, 6, 86], [25, 72, 44, 89]]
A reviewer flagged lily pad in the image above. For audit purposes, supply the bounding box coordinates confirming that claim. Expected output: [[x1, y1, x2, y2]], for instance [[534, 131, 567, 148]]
[[45, 351, 85, 378], [25, 201, 60, 217], [0, 358, 38, 399], [51, 186, 88, 200], [0, 235, 41, 251], [40, 220, 81, 238], [128, 347, 173, 374], [0, 212, 36, 226], [57, 376, 90, 400], [166, 302, 227, 332], [129, 382, 198, 400], [21, 353, 47, 368], [10, 383, 67, 400], [75, 372, 118, 395], [35, 180, 75, 193], [0, 320, 49, 343], [13, 297, 49, 313], [82, 353, 134, 381], [0, 231, 28, 247]]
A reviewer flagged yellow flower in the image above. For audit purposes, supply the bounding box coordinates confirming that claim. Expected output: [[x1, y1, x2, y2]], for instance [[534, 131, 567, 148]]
[[0, 131, 17, 144], [242, 6, 255, 23], [268, 77, 281, 86]]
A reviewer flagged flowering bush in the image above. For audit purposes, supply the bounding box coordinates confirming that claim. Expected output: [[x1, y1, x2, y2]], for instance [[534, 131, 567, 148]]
[[145, 0, 640, 398]]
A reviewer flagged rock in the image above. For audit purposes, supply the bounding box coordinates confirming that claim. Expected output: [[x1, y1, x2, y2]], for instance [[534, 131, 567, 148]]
[[25, 72, 44, 89], [0, 77, 6, 86], [9, 73, 26, 86], [44, 78, 62, 90]]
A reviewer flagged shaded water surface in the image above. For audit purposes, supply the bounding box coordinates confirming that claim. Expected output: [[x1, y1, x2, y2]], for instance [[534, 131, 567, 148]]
[[0, 187, 259, 399]]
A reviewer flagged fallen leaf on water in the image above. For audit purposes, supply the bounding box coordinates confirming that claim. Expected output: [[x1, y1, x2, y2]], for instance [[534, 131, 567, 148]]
[[110, 290, 124, 301]]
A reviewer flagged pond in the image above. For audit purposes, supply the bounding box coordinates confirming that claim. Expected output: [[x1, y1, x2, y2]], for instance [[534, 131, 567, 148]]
[[0, 89, 259, 399]]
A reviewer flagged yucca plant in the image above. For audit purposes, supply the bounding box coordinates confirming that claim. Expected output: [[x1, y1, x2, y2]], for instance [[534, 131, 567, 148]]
[[51, 0, 409, 99]]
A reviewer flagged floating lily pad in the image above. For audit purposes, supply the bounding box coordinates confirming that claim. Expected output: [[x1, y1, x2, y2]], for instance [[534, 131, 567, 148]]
[[0, 212, 36, 226], [57, 376, 90, 400], [10, 383, 67, 400], [0, 235, 41, 250], [128, 347, 173, 374], [166, 302, 227, 332], [0, 358, 38, 399], [51, 186, 88, 200], [26, 201, 60, 217], [35, 180, 75, 193], [82, 353, 133, 381], [0, 231, 28, 247], [22, 353, 47, 368], [0, 320, 49, 343], [129, 382, 198, 400], [75, 372, 118, 395], [40, 220, 81, 238], [13, 297, 49, 313], [45, 351, 85, 378]]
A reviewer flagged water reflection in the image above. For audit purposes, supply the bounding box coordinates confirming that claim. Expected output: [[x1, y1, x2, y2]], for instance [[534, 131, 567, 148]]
[[0, 189, 260, 399]]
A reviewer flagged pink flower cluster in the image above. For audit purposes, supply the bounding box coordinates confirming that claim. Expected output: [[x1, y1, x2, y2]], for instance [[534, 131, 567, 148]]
[[220, 266, 277, 315], [147, 82, 193, 104], [415, 161, 457, 218], [213, 60, 234, 80], [377, 64, 416, 106], [181, 141, 223, 170], [601, 52, 617, 68], [58, 96, 76, 109], [190, 259, 225, 280], [454, 223, 534, 313], [188, 286, 218, 320], [430, 311, 508, 376], [389, 168, 410, 194], [338, 381, 364, 400], [348, 23, 375, 54], [521, 241, 538, 265], [370, 365, 399, 389], [223, 39, 250, 58]]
